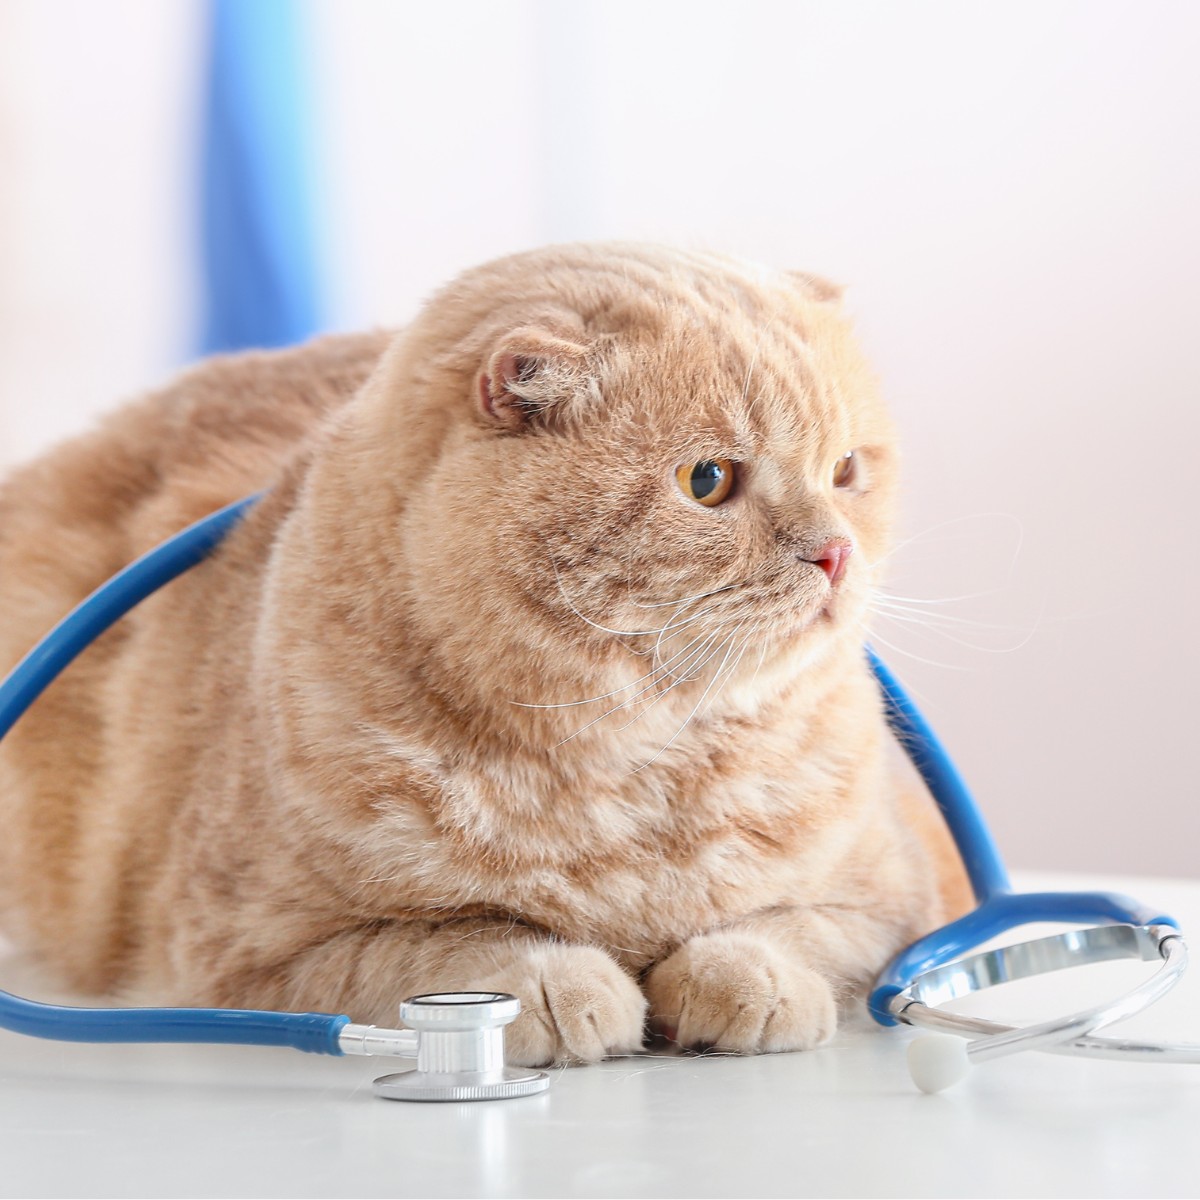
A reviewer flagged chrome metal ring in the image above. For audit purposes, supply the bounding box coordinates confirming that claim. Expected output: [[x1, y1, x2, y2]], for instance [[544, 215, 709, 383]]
[[893, 923, 1198, 1063]]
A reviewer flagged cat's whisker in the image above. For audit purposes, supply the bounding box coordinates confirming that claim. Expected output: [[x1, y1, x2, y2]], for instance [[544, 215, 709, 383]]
[[869, 582, 1045, 653], [650, 601, 721, 672], [616, 629, 727, 709], [861, 624, 970, 673], [612, 633, 732, 734], [645, 619, 736, 689], [871, 599, 1009, 633], [549, 558, 684, 639], [872, 597, 1021, 633], [649, 633, 753, 752], [597, 1054, 681, 1072], [750, 640, 769, 688], [646, 561, 773, 673], [630, 581, 737, 610], [700, 633, 754, 721], [631, 631, 745, 774], [869, 602, 1042, 656], [874, 587, 1015, 610], [651, 600, 724, 641], [868, 511, 1025, 573], [509, 629, 713, 710], [556, 632, 724, 748], [550, 561, 733, 655]]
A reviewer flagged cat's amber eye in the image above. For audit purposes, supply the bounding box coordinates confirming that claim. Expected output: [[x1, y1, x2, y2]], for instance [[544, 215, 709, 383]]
[[676, 459, 736, 507], [832, 451, 857, 488]]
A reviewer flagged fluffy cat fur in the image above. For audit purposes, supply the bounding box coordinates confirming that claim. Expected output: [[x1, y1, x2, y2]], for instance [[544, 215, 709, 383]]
[[0, 243, 969, 1064]]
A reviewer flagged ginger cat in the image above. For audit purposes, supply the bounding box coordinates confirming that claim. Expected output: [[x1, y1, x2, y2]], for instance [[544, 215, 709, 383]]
[[0, 243, 968, 1064]]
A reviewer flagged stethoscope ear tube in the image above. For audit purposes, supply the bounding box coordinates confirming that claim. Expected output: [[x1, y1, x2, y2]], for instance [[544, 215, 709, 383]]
[[867, 648, 1011, 903], [0, 494, 263, 744]]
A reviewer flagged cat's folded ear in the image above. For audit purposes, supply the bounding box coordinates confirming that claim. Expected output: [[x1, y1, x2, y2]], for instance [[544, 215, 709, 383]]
[[478, 325, 592, 431], [785, 271, 844, 304]]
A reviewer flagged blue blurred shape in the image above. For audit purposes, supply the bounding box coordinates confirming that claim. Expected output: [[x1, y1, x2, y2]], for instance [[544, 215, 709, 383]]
[[200, 0, 323, 355]]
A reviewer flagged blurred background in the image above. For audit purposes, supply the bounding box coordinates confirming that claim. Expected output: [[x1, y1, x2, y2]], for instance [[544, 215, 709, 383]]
[[0, 0, 1195, 877]]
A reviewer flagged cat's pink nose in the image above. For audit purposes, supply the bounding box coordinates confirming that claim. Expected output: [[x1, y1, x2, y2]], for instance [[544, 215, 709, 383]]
[[805, 538, 853, 586]]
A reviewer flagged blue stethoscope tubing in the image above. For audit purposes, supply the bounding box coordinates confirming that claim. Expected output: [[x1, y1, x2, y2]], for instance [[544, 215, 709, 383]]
[[0, 494, 1179, 1053]]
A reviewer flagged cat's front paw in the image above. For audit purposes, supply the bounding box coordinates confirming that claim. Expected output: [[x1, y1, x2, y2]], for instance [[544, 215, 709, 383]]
[[480, 943, 647, 1067], [644, 931, 837, 1054]]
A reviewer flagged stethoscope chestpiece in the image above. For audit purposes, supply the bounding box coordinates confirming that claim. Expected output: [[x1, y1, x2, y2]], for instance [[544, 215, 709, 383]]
[[372, 992, 550, 1102]]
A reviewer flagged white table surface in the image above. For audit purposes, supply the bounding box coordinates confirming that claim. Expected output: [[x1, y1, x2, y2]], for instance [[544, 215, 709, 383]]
[[2, 870, 1198, 1199]]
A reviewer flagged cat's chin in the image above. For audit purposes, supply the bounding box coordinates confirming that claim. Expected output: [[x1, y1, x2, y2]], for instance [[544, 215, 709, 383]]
[[763, 595, 839, 643], [748, 616, 833, 672], [754, 600, 865, 676]]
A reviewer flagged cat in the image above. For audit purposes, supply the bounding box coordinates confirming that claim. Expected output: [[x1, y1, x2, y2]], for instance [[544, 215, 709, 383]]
[[0, 242, 969, 1065]]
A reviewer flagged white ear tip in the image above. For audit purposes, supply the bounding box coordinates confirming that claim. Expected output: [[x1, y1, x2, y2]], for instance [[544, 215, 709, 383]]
[[907, 1034, 971, 1094]]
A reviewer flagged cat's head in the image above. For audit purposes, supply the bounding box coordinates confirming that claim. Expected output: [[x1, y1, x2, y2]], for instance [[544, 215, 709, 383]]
[[348, 243, 897, 738]]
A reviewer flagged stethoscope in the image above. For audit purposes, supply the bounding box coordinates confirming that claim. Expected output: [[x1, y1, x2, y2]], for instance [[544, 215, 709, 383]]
[[0, 494, 1195, 1099]]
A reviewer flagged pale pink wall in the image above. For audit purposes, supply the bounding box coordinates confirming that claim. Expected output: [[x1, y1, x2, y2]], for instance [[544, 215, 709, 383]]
[[0, 0, 202, 462], [1, 0, 1196, 876]]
